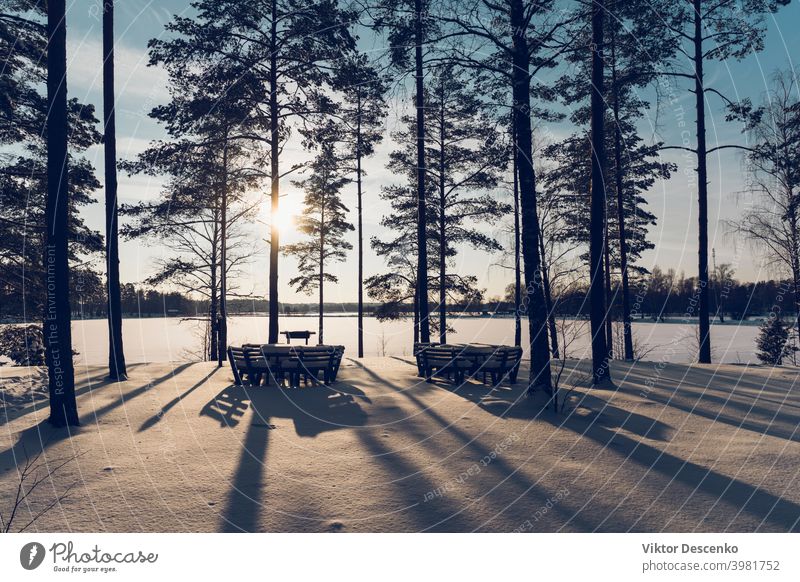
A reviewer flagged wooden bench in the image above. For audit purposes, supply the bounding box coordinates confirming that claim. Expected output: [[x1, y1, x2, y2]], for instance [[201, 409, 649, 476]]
[[506, 346, 523, 384], [413, 342, 439, 377], [230, 344, 344, 388], [421, 346, 471, 384], [227, 346, 249, 385], [329, 345, 345, 382], [470, 347, 510, 385]]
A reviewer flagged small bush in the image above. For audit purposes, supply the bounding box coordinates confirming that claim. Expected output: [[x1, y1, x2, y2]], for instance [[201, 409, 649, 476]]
[[755, 317, 797, 366], [0, 324, 45, 366]]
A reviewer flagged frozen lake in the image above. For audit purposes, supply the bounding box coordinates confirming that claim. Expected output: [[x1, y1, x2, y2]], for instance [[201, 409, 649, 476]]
[[66, 314, 764, 366]]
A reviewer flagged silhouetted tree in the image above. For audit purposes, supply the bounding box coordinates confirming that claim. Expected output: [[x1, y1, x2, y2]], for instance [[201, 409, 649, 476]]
[[0, 1, 102, 323], [755, 316, 795, 366], [588, 0, 612, 386], [44, 0, 78, 425], [438, 0, 577, 395], [336, 54, 388, 357], [285, 139, 353, 344], [730, 69, 800, 342], [368, 69, 503, 343], [373, 0, 440, 344], [152, 0, 356, 343], [366, 177, 484, 343], [391, 66, 509, 343], [546, 0, 674, 361], [123, 140, 258, 360], [654, 0, 789, 363], [102, 0, 126, 380]]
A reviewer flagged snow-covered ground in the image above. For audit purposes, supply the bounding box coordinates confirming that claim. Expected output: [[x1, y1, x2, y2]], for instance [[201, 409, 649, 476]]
[[1, 357, 798, 532]]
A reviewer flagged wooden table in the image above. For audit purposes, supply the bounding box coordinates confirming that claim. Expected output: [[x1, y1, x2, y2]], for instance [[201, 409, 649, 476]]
[[280, 330, 316, 345]]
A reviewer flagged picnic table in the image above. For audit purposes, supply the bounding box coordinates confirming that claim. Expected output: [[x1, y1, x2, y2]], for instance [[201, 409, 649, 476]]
[[280, 330, 316, 345]]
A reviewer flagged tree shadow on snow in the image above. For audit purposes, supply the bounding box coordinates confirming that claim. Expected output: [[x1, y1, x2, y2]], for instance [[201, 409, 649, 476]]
[[206, 382, 368, 532]]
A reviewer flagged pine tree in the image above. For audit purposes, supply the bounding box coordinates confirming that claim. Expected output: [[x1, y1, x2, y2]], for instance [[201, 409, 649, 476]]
[[438, 0, 574, 395], [387, 66, 509, 343], [653, 0, 790, 363], [545, 0, 676, 362], [102, 0, 127, 380], [141, 21, 276, 360], [367, 67, 507, 343], [587, 0, 613, 386], [0, 2, 103, 321], [755, 317, 795, 366], [372, 0, 440, 344], [335, 54, 388, 357], [284, 139, 354, 345], [44, 0, 78, 425], [123, 136, 259, 361], [151, 0, 357, 344]]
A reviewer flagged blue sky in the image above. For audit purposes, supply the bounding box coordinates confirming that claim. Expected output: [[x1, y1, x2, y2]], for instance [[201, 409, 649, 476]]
[[61, 0, 800, 303]]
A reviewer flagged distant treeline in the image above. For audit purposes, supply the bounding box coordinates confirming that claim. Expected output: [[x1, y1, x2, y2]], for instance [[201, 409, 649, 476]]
[[0, 284, 392, 320], [2, 273, 790, 322], [546, 269, 795, 322]]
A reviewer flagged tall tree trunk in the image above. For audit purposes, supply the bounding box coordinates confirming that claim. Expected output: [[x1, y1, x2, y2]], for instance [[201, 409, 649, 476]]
[[604, 215, 613, 358], [604, 0, 632, 364], [218, 131, 229, 367], [209, 212, 219, 361], [319, 197, 325, 345], [414, 0, 431, 344], [103, 0, 126, 380], [46, 0, 79, 426], [267, 0, 280, 344], [613, 123, 634, 360], [610, 28, 634, 361], [510, 0, 552, 394], [512, 121, 522, 348], [589, 0, 613, 387], [356, 92, 365, 357], [438, 81, 447, 344], [413, 285, 420, 345], [787, 176, 800, 346], [539, 232, 559, 358], [693, 0, 711, 363]]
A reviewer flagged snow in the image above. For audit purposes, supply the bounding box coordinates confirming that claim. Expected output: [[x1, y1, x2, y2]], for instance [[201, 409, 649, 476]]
[[1, 357, 798, 532]]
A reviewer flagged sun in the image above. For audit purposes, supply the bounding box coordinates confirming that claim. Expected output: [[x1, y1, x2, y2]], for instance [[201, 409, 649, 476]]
[[260, 195, 303, 235]]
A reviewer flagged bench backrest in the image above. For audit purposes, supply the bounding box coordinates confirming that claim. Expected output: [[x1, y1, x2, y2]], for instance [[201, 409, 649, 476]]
[[228, 346, 247, 367], [484, 348, 508, 366], [227, 347, 246, 384], [260, 345, 293, 356], [423, 347, 458, 365], [243, 345, 267, 366], [414, 342, 439, 355], [294, 346, 334, 368], [505, 346, 523, 365]]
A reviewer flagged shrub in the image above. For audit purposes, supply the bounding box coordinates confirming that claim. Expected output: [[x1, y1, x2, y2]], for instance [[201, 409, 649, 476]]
[[755, 317, 797, 366], [0, 324, 45, 366]]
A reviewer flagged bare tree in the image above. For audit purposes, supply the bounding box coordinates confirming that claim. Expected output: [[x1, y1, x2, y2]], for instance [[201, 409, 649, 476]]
[[730, 69, 800, 339], [0, 448, 79, 533]]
